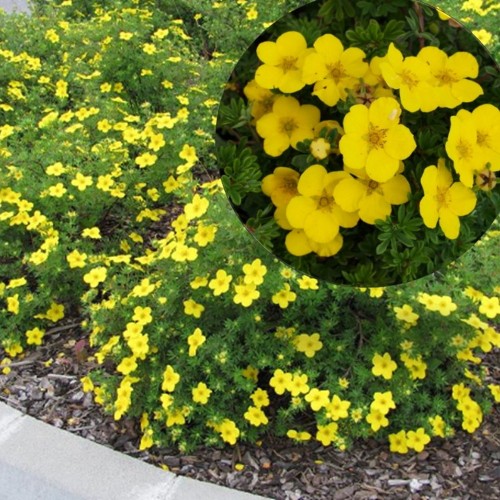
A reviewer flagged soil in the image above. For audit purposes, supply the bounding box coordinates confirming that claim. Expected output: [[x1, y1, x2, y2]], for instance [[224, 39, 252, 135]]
[[1, 323, 499, 500]]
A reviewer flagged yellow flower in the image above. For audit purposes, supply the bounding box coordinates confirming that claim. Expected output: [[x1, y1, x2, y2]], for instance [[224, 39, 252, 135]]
[[286, 164, 357, 245], [244, 406, 268, 426], [256, 96, 320, 157], [334, 170, 410, 225], [389, 430, 409, 453], [132, 278, 155, 297], [82, 227, 101, 239], [371, 353, 397, 380], [294, 333, 323, 358], [243, 79, 277, 120], [194, 223, 217, 247], [192, 382, 211, 404], [209, 269, 232, 296], [429, 415, 446, 438], [406, 428, 431, 452], [472, 29, 492, 45], [325, 395, 351, 420], [183, 299, 204, 319], [255, 31, 310, 93], [316, 422, 338, 446], [45, 302, 65, 322], [6, 294, 20, 314], [394, 304, 419, 324], [379, 43, 435, 112], [218, 419, 240, 445], [26, 327, 45, 345], [339, 97, 416, 182], [117, 356, 138, 375], [488, 384, 500, 403], [184, 194, 209, 220], [127, 333, 149, 360], [297, 275, 319, 290], [71, 173, 93, 191], [187, 327, 206, 357], [162, 365, 180, 392], [55, 80, 68, 99], [66, 249, 87, 268], [83, 267, 107, 288], [48, 183, 67, 197], [269, 369, 293, 395], [250, 388, 270, 408], [272, 283, 297, 309], [286, 373, 310, 397], [419, 160, 476, 239], [132, 306, 153, 325], [135, 152, 157, 168], [243, 258, 267, 285], [305, 388, 330, 411], [417, 46, 483, 109], [371, 391, 396, 415], [479, 296, 500, 319], [302, 34, 368, 106], [262, 167, 299, 208], [366, 410, 389, 432]]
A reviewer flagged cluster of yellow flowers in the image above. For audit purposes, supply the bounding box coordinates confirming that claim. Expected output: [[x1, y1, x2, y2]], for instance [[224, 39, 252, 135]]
[[243, 29, 498, 255]]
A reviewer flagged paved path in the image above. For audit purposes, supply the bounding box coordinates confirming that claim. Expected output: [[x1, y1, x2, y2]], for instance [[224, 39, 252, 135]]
[[0, 0, 30, 14], [0, 403, 269, 500]]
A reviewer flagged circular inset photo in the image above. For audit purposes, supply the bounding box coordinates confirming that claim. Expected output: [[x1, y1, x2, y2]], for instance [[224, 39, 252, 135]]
[[215, 0, 500, 286]]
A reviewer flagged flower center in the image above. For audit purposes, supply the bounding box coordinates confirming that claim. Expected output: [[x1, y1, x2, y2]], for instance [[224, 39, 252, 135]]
[[280, 117, 298, 134], [327, 62, 346, 81], [435, 187, 448, 206], [476, 130, 489, 148], [283, 179, 298, 192], [367, 180, 379, 193], [280, 56, 299, 72], [368, 125, 387, 149], [456, 139, 473, 159], [401, 69, 418, 88], [436, 70, 458, 85]]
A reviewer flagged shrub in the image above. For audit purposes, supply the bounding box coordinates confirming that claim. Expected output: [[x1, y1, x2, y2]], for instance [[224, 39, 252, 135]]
[[0, 0, 499, 455], [216, 0, 500, 285]]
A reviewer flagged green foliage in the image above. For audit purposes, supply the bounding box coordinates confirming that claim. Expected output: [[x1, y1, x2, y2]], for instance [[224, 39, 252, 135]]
[[219, 142, 262, 206]]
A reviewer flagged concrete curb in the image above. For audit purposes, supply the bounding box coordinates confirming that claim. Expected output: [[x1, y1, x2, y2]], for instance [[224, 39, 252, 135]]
[[0, 402, 270, 500]]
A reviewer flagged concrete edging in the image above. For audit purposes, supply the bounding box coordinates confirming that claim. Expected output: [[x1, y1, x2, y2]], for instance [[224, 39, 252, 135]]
[[0, 402, 269, 500]]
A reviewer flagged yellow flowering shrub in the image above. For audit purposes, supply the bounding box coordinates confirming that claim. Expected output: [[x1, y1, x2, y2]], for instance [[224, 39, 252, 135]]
[[0, 0, 498, 456]]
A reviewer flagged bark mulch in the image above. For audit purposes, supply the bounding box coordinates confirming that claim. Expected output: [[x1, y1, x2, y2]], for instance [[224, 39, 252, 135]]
[[1, 323, 498, 500]]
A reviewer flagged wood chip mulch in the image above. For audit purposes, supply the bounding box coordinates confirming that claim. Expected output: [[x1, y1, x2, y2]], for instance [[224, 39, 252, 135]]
[[1, 324, 498, 500]]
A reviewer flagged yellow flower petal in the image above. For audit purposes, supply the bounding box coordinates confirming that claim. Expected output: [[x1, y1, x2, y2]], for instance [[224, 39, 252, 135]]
[[366, 148, 399, 182], [343, 104, 369, 135], [333, 177, 366, 212], [297, 164, 327, 197], [255, 64, 282, 89], [451, 80, 483, 104], [381, 175, 411, 205], [304, 211, 339, 243], [287, 196, 317, 228], [359, 192, 391, 224], [447, 183, 476, 216], [285, 229, 312, 256], [439, 207, 460, 239], [339, 134, 368, 169], [257, 41, 281, 65], [447, 52, 479, 79], [384, 125, 416, 160], [419, 195, 439, 228]]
